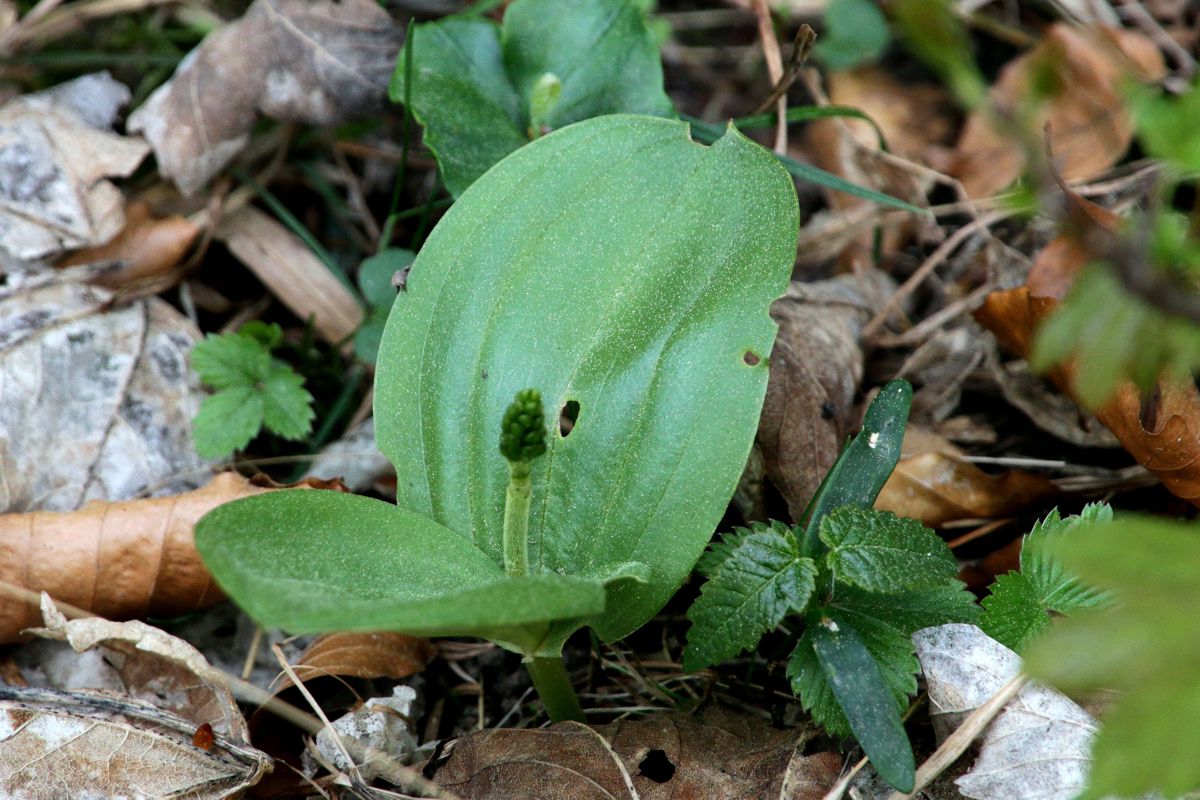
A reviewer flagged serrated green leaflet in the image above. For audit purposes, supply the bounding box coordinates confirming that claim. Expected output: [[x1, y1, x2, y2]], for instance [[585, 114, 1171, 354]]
[[800, 380, 912, 556], [194, 490, 607, 653], [820, 506, 958, 593], [191, 333, 271, 389], [809, 618, 915, 792], [389, 0, 672, 197], [374, 115, 795, 650], [683, 526, 816, 671], [832, 581, 980, 634], [1023, 515, 1200, 799], [980, 572, 1048, 651]]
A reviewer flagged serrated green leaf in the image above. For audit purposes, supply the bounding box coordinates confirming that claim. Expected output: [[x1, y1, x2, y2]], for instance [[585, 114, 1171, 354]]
[[810, 617, 915, 792], [787, 609, 919, 739], [389, 0, 673, 197], [821, 506, 958, 593], [683, 529, 816, 671], [192, 386, 263, 458], [191, 333, 270, 389], [979, 572, 1048, 651], [195, 490, 607, 653], [1023, 515, 1200, 799], [260, 363, 315, 440], [832, 580, 980, 634], [695, 520, 792, 578], [375, 115, 797, 652], [238, 321, 283, 350], [980, 505, 1113, 651], [800, 380, 911, 556]]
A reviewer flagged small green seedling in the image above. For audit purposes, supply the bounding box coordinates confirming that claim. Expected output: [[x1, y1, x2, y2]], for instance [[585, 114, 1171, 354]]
[[390, 0, 673, 197], [980, 503, 1114, 652], [191, 322, 315, 459], [685, 382, 979, 792], [195, 115, 798, 721]]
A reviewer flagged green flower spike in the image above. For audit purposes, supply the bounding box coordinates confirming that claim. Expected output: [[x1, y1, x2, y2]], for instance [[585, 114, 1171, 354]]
[[500, 388, 548, 464]]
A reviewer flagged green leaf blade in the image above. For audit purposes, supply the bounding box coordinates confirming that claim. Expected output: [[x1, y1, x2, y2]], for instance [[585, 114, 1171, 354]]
[[195, 490, 606, 650], [192, 386, 263, 459], [810, 618, 915, 792], [800, 380, 912, 556], [260, 363, 315, 441], [191, 333, 269, 389], [821, 506, 958, 593], [683, 529, 816, 671], [979, 571, 1049, 652], [375, 115, 798, 643]]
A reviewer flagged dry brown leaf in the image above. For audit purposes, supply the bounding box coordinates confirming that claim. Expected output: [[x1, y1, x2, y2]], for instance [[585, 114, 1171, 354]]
[[952, 24, 1165, 199], [804, 68, 948, 268], [430, 708, 835, 800], [0, 72, 148, 271], [0, 269, 211, 513], [876, 427, 1059, 526], [758, 270, 895, 518], [974, 195, 1200, 505], [0, 685, 269, 799], [215, 205, 363, 345], [279, 631, 436, 690], [58, 200, 200, 290], [128, 0, 402, 196], [0, 472, 275, 643]]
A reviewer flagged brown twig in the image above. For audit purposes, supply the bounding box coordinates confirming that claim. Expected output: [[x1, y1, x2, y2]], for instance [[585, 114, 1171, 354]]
[[749, 0, 787, 153], [751, 24, 817, 115]]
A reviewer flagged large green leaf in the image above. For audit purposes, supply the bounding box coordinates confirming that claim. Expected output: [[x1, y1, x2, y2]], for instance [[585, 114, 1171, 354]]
[[389, 0, 673, 197], [194, 490, 607, 653], [375, 114, 798, 648]]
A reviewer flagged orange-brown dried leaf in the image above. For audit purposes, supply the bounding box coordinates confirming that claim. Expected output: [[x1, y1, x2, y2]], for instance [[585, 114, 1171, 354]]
[[277, 632, 436, 691], [952, 24, 1165, 199], [59, 200, 200, 290], [974, 196, 1200, 505], [0, 472, 272, 643], [429, 708, 834, 800]]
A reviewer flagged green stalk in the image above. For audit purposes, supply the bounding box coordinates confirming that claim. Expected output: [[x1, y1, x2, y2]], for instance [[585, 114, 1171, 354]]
[[503, 460, 532, 577], [526, 656, 585, 722]]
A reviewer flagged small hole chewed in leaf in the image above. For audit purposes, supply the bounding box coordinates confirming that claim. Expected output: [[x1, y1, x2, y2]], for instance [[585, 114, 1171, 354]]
[[743, 351, 761, 366], [559, 399, 580, 437], [637, 749, 676, 783]]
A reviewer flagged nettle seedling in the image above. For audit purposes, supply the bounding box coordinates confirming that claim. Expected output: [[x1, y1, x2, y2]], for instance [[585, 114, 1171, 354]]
[[684, 381, 980, 792], [194, 114, 798, 721]]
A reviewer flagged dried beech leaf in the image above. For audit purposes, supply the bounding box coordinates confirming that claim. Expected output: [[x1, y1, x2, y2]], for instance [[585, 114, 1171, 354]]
[[279, 631, 436, 690], [805, 68, 948, 267], [215, 205, 363, 345], [430, 708, 832, 800], [0, 73, 148, 270], [0, 269, 211, 513], [59, 200, 200, 290], [876, 428, 1059, 526], [952, 24, 1165, 199], [758, 270, 896, 518], [974, 197, 1200, 505], [914, 624, 1098, 800], [0, 684, 269, 799], [0, 473, 275, 643], [128, 0, 401, 195]]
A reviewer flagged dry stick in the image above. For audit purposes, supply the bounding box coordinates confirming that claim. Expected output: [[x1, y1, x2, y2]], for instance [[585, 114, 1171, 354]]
[[751, 24, 817, 116], [819, 753, 868, 800], [887, 673, 1029, 800], [861, 210, 1009, 341], [873, 280, 997, 348], [2, 0, 179, 52], [749, 0, 788, 154], [0, 581, 457, 800]]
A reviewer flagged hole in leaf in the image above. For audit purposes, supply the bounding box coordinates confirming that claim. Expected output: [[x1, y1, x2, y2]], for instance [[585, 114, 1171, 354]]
[[559, 399, 580, 437], [637, 749, 675, 783], [743, 351, 761, 366]]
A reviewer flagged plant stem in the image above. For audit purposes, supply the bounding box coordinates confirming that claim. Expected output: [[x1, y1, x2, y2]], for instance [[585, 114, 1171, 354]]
[[526, 656, 585, 722], [503, 460, 532, 577]]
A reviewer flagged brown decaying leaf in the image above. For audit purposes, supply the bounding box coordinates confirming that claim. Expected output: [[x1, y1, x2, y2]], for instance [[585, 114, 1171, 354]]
[[58, 200, 201, 290], [0, 72, 148, 270], [215, 205, 363, 345], [0, 269, 211, 513], [277, 631, 436, 691], [430, 708, 837, 800], [128, 0, 402, 196], [804, 68, 949, 268], [974, 195, 1200, 506], [952, 24, 1165, 199], [758, 270, 895, 519], [0, 472, 273, 643]]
